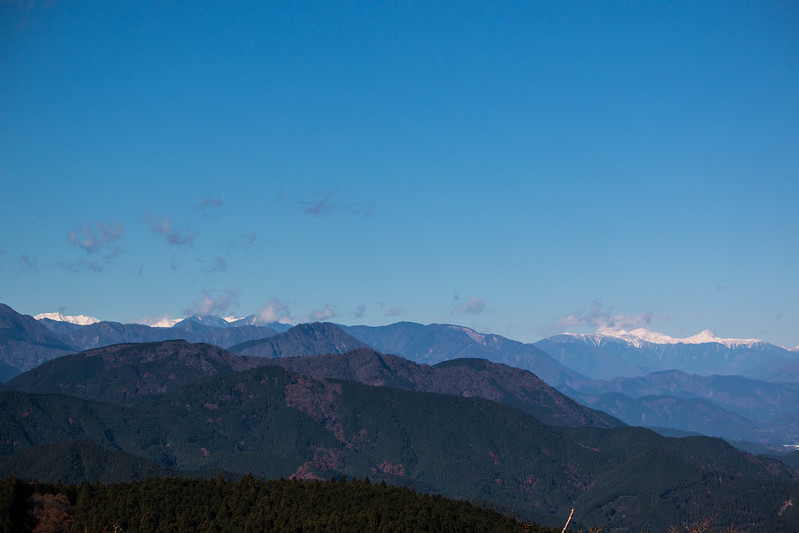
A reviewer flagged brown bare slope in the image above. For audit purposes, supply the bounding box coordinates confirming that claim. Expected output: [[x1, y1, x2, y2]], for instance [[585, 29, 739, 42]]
[[268, 348, 622, 428]]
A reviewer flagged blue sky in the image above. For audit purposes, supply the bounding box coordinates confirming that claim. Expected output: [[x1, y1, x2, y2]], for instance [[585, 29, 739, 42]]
[[1, 1, 797, 346]]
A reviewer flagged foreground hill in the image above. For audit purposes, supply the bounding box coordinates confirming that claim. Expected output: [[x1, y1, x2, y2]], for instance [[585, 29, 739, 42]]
[[2, 350, 798, 530], [0, 441, 180, 485], [269, 348, 622, 428], [2, 341, 616, 429], [0, 476, 547, 533], [339, 322, 585, 386], [2, 340, 269, 404]]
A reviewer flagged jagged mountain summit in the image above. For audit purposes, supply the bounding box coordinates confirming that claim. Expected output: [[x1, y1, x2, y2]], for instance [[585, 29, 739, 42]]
[[229, 322, 369, 358], [173, 315, 232, 329], [535, 328, 799, 380], [574, 327, 765, 349], [226, 314, 293, 331]]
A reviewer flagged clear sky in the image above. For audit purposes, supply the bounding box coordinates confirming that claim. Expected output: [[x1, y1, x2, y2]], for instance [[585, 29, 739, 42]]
[[2, 1, 797, 347]]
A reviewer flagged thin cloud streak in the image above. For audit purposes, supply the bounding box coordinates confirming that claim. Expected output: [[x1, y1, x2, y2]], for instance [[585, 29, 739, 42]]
[[58, 258, 104, 273], [201, 256, 228, 274], [19, 254, 37, 271], [199, 198, 223, 209], [303, 190, 337, 217], [282, 189, 374, 218], [146, 216, 196, 247]]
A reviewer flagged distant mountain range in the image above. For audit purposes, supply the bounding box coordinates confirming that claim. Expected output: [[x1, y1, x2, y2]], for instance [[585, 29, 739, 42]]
[[0, 304, 76, 373], [34, 312, 100, 326], [567, 370, 799, 421], [4, 303, 799, 451], [534, 329, 798, 381], [3, 339, 798, 531], [0, 305, 285, 376], [339, 322, 586, 386]]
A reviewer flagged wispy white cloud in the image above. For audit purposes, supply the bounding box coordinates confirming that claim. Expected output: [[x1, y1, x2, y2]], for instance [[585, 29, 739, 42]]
[[256, 299, 336, 324], [183, 288, 239, 316], [306, 306, 336, 322], [68, 220, 124, 254], [352, 304, 367, 319], [457, 297, 485, 315], [258, 298, 294, 324], [146, 216, 196, 247], [550, 300, 667, 333], [384, 306, 404, 317]]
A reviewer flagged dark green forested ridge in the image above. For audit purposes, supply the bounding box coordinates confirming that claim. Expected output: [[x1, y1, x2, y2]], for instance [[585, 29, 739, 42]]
[[0, 476, 559, 533], [2, 364, 799, 530]]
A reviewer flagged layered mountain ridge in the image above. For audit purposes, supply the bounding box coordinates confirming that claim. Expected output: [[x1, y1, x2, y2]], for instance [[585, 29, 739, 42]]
[[2, 338, 799, 530], [4, 302, 799, 452]]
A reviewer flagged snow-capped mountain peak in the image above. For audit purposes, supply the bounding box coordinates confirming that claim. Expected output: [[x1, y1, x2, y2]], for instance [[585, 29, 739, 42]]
[[573, 328, 765, 349], [146, 317, 182, 328], [34, 312, 100, 326]]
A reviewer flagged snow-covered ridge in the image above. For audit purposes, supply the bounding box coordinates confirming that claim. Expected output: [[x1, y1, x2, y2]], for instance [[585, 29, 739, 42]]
[[34, 312, 100, 325], [447, 324, 486, 345], [146, 317, 182, 328], [565, 328, 765, 349]]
